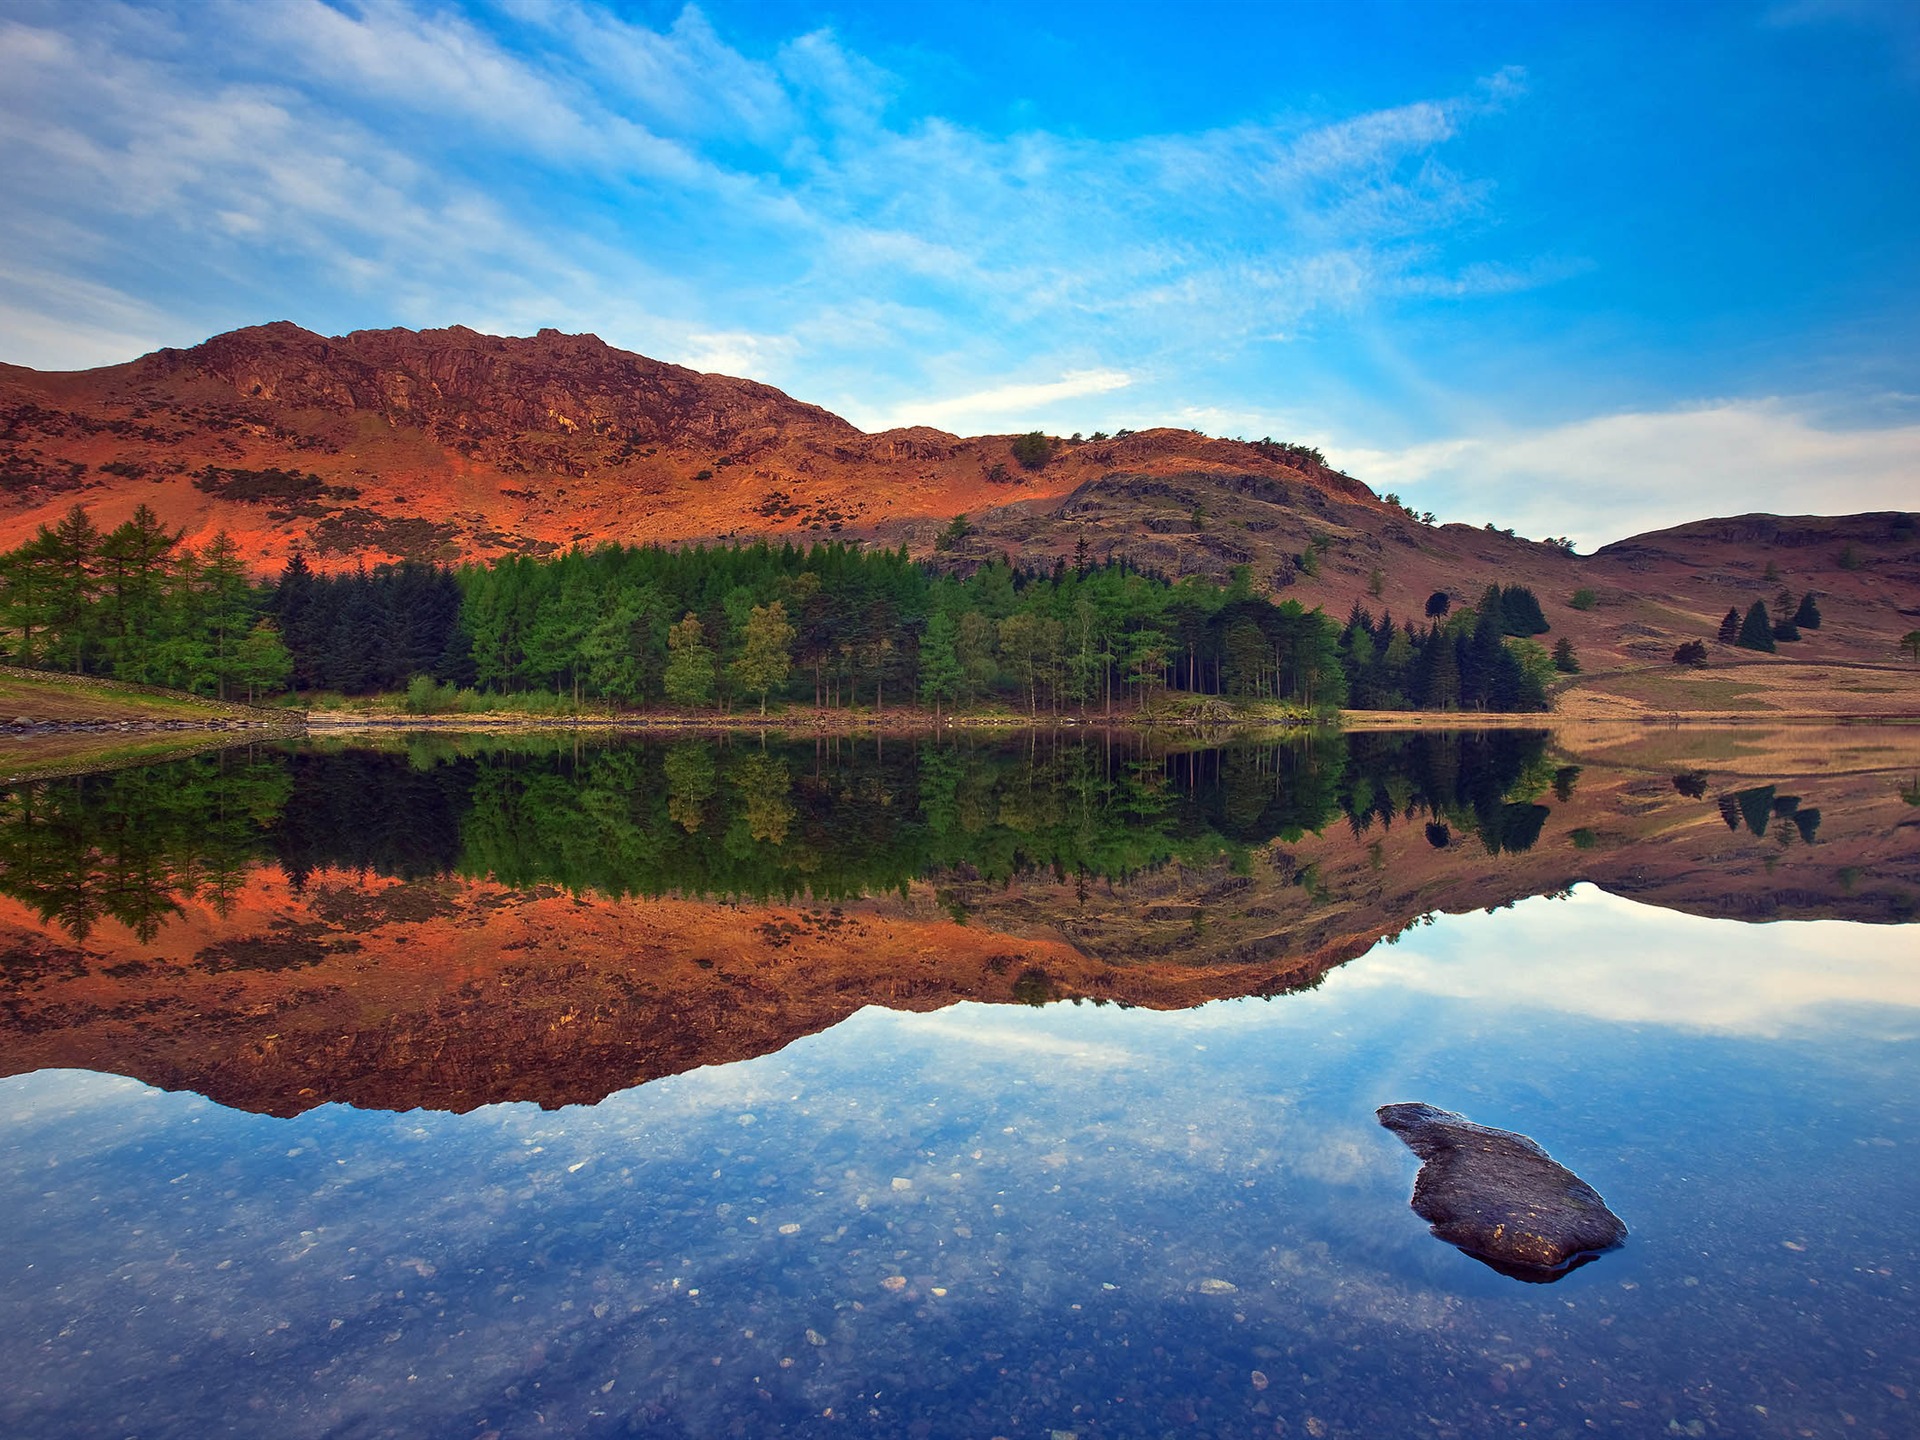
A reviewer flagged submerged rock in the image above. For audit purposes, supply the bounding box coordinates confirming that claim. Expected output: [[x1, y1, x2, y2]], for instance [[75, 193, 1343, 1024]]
[[1378, 1102, 1627, 1281]]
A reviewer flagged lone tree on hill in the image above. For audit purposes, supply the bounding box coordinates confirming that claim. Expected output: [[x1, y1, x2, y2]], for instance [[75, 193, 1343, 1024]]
[[1011, 432, 1052, 470], [1425, 591, 1451, 618], [1717, 607, 1741, 644], [1736, 600, 1776, 653], [1553, 637, 1581, 673], [1902, 629, 1920, 664], [1793, 593, 1822, 630], [1672, 640, 1709, 668]]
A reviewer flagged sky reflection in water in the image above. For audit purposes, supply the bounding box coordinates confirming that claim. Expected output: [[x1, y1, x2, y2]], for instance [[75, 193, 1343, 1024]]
[[2, 887, 1916, 1439]]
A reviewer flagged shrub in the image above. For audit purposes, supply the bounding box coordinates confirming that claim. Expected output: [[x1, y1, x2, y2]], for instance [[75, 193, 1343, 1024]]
[[1672, 640, 1708, 667], [934, 513, 973, 552], [1837, 544, 1863, 570], [1569, 588, 1598, 611], [1011, 432, 1052, 470], [404, 674, 459, 713]]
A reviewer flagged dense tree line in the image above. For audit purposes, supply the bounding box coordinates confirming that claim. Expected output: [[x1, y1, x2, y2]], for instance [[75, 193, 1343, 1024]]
[[1335, 584, 1554, 713], [438, 541, 1358, 715], [0, 504, 290, 699], [272, 552, 470, 692], [0, 504, 1557, 715]]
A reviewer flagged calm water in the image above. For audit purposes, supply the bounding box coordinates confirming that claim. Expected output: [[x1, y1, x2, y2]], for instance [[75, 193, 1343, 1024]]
[[1, 730, 1916, 1438]]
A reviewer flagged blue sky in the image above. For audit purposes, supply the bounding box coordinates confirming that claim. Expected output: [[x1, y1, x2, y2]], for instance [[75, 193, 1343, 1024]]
[[1, 0, 1915, 545]]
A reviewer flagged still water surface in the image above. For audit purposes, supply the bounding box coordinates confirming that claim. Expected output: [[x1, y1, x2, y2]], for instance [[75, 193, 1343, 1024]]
[[1, 731, 1915, 1437]]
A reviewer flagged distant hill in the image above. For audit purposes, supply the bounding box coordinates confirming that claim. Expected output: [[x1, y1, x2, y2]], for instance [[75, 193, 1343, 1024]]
[[3, 322, 1916, 712]]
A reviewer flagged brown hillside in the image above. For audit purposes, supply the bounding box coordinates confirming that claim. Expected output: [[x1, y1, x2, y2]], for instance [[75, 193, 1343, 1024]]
[[0, 322, 1375, 572]]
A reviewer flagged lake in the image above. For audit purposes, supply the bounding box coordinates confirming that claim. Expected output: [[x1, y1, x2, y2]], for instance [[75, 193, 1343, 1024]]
[[1, 726, 1916, 1437]]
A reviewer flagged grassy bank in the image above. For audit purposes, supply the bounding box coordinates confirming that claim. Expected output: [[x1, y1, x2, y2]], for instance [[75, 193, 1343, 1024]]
[[0, 666, 271, 726], [303, 687, 1330, 733]]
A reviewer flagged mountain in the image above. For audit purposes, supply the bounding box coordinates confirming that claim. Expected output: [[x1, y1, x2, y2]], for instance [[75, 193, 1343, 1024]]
[[0, 320, 1372, 569], [3, 322, 1917, 715]]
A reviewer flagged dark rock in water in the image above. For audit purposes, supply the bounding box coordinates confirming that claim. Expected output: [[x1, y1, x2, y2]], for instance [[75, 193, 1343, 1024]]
[[1378, 1102, 1627, 1282]]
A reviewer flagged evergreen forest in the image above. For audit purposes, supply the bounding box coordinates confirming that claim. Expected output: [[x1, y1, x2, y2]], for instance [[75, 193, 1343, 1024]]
[[0, 502, 1557, 715]]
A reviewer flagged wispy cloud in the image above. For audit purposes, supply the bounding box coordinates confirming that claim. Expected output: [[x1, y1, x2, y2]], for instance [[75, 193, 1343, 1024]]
[[872, 369, 1134, 432], [0, 0, 1536, 424]]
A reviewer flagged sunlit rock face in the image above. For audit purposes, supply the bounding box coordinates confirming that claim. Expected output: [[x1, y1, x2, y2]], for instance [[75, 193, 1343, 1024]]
[[1378, 1102, 1627, 1281]]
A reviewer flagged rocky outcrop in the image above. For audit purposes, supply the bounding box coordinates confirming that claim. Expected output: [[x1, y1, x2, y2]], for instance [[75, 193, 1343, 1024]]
[[1377, 1102, 1627, 1281]]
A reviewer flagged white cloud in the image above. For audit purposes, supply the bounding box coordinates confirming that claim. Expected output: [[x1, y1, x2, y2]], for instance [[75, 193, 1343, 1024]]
[[871, 369, 1134, 431], [1330, 401, 1920, 548], [1340, 886, 1920, 1039]]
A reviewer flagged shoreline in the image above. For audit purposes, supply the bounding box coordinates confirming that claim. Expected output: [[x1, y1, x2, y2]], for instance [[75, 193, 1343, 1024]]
[[3, 706, 1912, 743]]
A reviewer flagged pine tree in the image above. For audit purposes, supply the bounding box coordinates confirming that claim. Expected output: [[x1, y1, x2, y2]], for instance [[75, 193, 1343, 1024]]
[[0, 534, 55, 666], [1736, 600, 1776, 652], [917, 610, 963, 720], [231, 619, 293, 702], [1717, 606, 1741, 644], [195, 532, 257, 699], [98, 504, 180, 681], [1552, 637, 1580, 673], [1793, 593, 1821, 630], [41, 505, 103, 674], [1419, 623, 1460, 709], [1494, 584, 1550, 636]]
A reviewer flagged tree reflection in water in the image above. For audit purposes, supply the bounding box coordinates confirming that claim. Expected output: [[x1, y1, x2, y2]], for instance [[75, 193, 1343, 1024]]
[[0, 729, 1561, 943]]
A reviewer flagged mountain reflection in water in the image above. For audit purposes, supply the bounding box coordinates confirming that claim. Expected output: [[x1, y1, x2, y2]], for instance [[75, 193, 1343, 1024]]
[[1, 728, 1916, 1114]]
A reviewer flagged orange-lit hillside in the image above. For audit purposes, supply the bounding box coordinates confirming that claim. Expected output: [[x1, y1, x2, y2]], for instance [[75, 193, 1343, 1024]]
[[0, 322, 1379, 573]]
